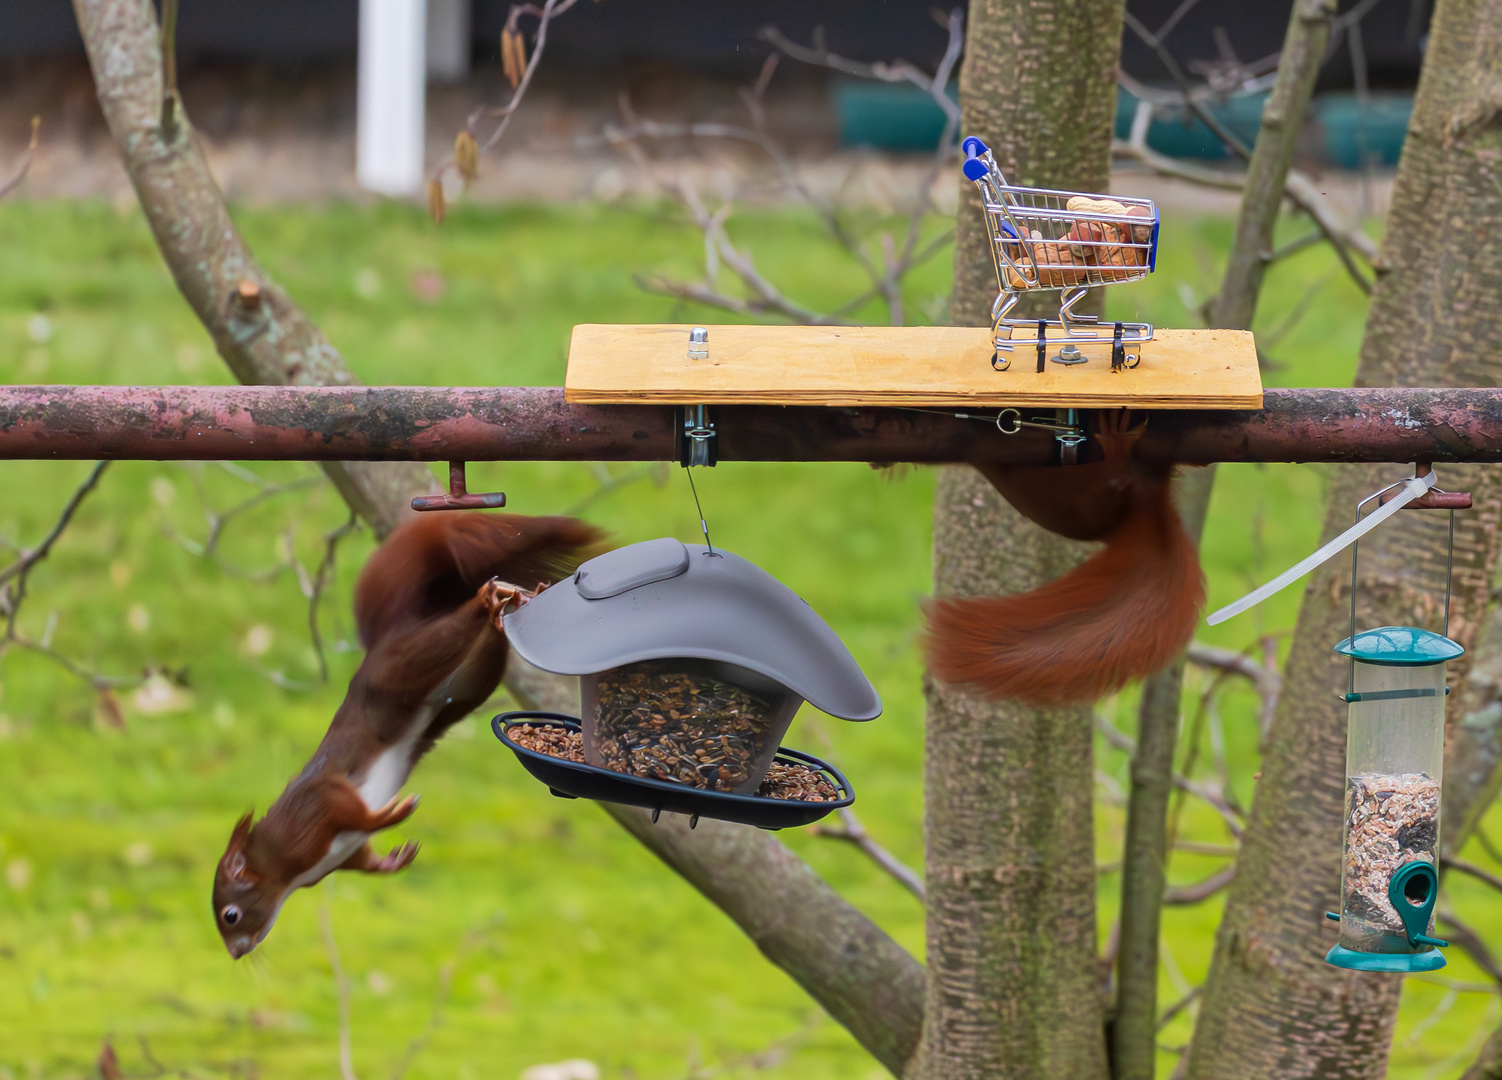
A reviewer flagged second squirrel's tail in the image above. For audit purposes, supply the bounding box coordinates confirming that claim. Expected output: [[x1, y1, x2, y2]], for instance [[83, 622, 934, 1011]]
[[354, 512, 606, 647], [925, 485, 1204, 706]]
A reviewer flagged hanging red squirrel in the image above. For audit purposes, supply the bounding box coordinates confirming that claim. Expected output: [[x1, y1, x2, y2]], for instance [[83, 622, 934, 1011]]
[[925, 410, 1205, 705], [212, 511, 603, 958]]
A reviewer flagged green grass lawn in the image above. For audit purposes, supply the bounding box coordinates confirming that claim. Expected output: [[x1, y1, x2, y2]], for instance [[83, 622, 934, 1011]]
[[0, 196, 1498, 1078]]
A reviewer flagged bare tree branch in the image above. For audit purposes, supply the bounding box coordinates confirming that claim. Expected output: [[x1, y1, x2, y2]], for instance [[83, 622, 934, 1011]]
[[0, 462, 110, 599], [609, 12, 963, 326], [1121, 11, 1254, 160], [0, 116, 39, 200], [1163, 865, 1237, 905], [387, 917, 501, 1080], [1157, 986, 1202, 1032], [319, 901, 361, 1080], [476, 0, 583, 155], [1438, 908, 1502, 989], [1111, 132, 1375, 295], [1445, 854, 1502, 896], [0, 462, 142, 706], [430, 0, 586, 210], [812, 807, 926, 900], [1096, 713, 1245, 838], [300, 511, 362, 683], [172, 468, 322, 561]]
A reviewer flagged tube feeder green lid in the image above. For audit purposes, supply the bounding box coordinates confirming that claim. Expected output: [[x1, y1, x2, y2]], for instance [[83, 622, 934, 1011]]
[[1333, 626, 1464, 666]]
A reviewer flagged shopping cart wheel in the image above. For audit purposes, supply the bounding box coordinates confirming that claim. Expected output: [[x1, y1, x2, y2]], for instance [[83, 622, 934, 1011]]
[[991, 350, 1011, 371]]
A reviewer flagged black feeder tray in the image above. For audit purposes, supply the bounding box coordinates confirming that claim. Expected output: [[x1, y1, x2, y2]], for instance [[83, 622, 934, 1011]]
[[494, 713, 855, 829], [498, 538, 881, 826]]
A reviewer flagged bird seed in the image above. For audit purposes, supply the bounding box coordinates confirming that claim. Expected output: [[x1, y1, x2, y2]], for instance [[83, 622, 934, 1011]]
[[511, 724, 835, 802], [1341, 771, 1440, 950], [588, 667, 777, 792]]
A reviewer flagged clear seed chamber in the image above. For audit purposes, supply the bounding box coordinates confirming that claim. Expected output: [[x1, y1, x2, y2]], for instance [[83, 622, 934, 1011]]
[[581, 657, 801, 793]]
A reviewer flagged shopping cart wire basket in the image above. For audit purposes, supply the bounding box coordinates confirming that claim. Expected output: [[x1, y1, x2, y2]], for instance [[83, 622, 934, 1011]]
[[962, 136, 1159, 371]]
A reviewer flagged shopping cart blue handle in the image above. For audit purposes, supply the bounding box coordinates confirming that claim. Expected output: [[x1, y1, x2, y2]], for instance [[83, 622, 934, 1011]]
[[962, 136, 990, 181]]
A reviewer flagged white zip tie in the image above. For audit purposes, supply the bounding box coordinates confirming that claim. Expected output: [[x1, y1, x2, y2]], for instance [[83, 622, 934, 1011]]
[[1206, 470, 1437, 626]]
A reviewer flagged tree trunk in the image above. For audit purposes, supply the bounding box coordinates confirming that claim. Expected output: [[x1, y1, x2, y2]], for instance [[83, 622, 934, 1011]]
[[1112, 6, 1336, 1076], [916, 3, 1123, 1078], [1187, 1, 1502, 1074], [1445, 601, 1502, 853]]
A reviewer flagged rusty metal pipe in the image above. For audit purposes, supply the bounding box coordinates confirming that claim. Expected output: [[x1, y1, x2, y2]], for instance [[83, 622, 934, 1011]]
[[2, 385, 1502, 465]]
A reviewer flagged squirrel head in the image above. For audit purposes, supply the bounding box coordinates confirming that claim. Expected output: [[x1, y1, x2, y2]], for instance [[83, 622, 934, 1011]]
[[212, 813, 281, 958]]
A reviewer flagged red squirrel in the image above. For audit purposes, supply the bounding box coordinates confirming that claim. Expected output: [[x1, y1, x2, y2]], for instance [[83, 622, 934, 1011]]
[[926, 410, 1205, 705], [212, 511, 603, 958]]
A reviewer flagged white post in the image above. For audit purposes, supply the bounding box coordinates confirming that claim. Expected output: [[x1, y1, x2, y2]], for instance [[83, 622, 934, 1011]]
[[426, 0, 471, 83], [357, 0, 427, 196]]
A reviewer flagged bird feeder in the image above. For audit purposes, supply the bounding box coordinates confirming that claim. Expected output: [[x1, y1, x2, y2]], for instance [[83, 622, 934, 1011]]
[[1207, 466, 1470, 973], [1326, 626, 1458, 972], [495, 538, 880, 827]]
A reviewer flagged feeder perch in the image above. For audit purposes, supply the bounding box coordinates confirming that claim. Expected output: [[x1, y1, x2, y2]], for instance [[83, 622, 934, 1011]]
[[496, 538, 880, 826]]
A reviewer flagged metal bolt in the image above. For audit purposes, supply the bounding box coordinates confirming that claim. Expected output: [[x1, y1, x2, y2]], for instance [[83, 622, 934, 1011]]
[[687, 326, 709, 360], [1052, 344, 1088, 366]]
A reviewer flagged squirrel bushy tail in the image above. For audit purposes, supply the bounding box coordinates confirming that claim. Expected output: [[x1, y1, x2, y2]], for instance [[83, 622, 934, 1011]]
[[926, 482, 1204, 705], [354, 512, 606, 647], [926, 411, 1205, 706]]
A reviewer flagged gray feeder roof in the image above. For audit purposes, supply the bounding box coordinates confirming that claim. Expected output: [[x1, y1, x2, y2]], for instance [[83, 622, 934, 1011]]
[[503, 538, 881, 721]]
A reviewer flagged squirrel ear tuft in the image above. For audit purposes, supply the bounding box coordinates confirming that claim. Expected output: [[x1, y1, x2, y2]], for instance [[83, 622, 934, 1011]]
[[225, 812, 253, 875]]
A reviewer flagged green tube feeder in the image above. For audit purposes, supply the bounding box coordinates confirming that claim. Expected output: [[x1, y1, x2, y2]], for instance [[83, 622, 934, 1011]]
[[1325, 626, 1458, 972], [1208, 466, 1470, 974]]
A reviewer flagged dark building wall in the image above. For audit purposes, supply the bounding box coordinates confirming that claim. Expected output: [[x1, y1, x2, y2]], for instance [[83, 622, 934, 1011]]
[[0, 0, 1431, 87], [0, 0, 358, 57], [1122, 0, 1431, 89]]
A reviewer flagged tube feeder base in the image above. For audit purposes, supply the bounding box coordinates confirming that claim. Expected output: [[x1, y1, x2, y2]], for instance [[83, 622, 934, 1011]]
[[1325, 944, 1446, 972]]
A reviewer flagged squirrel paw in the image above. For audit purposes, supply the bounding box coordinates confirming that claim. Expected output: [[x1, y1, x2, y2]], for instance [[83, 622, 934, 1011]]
[[371, 841, 420, 874], [479, 577, 538, 631], [370, 793, 419, 830]]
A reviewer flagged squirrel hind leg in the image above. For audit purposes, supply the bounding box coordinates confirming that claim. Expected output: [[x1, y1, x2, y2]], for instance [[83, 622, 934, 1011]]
[[367, 793, 419, 831], [339, 840, 420, 874]]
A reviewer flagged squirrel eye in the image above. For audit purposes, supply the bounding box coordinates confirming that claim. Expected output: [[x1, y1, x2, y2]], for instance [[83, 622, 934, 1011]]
[[221, 905, 241, 926]]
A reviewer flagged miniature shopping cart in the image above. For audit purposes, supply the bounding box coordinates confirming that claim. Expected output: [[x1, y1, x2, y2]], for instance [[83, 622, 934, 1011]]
[[961, 136, 1159, 372]]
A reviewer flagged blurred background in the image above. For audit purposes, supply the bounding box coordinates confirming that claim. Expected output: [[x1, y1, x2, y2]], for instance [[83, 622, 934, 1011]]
[[5, 2, 1499, 1079], [0, 0, 1430, 202]]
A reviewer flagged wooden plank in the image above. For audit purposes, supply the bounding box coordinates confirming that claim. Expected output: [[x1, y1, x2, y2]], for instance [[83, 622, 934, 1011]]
[[565, 324, 1263, 409]]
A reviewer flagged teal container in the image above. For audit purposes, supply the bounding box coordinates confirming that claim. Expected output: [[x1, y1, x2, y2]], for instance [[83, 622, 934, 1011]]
[[1316, 92, 1413, 169], [834, 80, 959, 152], [1114, 87, 1268, 160], [833, 81, 1269, 158]]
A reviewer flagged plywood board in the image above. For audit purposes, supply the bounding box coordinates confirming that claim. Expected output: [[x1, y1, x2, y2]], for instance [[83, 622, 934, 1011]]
[[565, 324, 1262, 409]]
